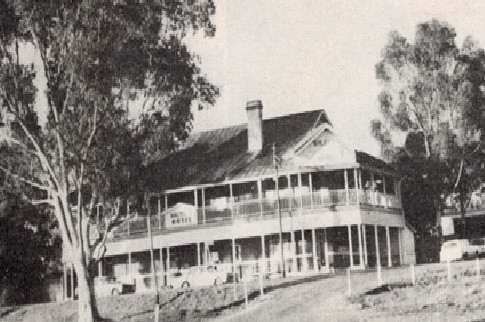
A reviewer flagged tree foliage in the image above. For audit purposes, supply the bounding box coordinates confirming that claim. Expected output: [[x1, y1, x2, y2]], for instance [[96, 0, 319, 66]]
[[375, 20, 485, 158], [0, 1, 218, 321], [373, 20, 485, 239], [0, 193, 61, 305]]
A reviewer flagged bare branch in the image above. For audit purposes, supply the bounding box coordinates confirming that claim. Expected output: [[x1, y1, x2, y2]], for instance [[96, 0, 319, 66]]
[[470, 142, 482, 156], [0, 134, 34, 153], [0, 90, 61, 192], [81, 191, 97, 259], [91, 198, 124, 260], [16, 118, 62, 191], [453, 159, 465, 193], [0, 165, 50, 191], [85, 103, 98, 158], [29, 22, 70, 193], [29, 199, 55, 206]]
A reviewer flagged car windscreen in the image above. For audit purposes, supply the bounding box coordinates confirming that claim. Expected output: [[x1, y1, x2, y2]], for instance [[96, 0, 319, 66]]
[[443, 242, 457, 249]]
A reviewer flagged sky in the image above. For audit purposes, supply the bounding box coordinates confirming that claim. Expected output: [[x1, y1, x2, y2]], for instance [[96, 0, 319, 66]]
[[187, 0, 485, 156], [20, 1, 485, 157]]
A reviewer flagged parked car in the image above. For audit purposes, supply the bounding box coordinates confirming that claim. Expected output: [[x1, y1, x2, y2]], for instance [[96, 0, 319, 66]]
[[171, 265, 226, 289], [440, 239, 485, 262], [94, 276, 134, 297]]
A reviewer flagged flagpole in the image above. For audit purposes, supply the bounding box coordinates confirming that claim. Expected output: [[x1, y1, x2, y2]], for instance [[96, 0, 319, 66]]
[[274, 144, 286, 278], [145, 192, 160, 317]]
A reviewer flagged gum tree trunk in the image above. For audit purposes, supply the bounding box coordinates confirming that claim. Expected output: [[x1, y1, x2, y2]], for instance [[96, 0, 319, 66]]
[[459, 181, 467, 238], [74, 258, 99, 322]]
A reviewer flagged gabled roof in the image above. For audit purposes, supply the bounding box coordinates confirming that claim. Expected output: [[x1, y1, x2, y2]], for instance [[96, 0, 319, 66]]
[[145, 109, 330, 191]]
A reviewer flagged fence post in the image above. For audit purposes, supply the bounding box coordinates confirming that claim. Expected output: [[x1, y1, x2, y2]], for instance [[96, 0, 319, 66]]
[[232, 250, 237, 301], [154, 304, 159, 322], [377, 265, 382, 286], [410, 264, 415, 286], [244, 280, 248, 309], [347, 268, 352, 297], [259, 261, 264, 298], [447, 261, 451, 282], [477, 257, 480, 278]]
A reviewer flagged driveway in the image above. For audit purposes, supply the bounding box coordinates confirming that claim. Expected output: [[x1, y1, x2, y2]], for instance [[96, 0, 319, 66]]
[[216, 273, 363, 322], [214, 269, 485, 322]]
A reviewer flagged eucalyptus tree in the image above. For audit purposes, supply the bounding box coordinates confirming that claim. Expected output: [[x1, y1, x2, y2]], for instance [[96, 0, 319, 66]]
[[373, 20, 485, 238], [0, 1, 218, 321]]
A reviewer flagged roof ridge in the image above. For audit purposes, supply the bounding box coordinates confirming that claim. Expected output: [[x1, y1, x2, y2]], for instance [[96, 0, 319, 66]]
[[265, 108, 326, 121], [191, 108, 327, 135]]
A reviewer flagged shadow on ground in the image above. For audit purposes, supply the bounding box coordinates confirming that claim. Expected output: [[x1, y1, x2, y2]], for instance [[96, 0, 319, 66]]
[[0, 307, 18, 319], [364, 282, 413, 296], [207, 274, 332, 317]]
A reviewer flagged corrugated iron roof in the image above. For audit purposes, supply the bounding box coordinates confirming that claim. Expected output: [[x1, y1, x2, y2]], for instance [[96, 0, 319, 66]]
[[145, 109, 329, 191]]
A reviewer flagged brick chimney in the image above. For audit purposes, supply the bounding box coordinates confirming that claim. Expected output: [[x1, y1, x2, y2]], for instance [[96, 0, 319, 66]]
[[246, 100, 263, 152]]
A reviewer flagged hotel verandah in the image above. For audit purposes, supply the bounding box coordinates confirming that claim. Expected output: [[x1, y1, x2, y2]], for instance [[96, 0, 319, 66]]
[[62, 100, 416, 298]]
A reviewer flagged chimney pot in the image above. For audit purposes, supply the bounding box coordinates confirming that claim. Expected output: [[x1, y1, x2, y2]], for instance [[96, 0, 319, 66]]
[[246, 100, 263, 110], [246, 100, 263, 152]]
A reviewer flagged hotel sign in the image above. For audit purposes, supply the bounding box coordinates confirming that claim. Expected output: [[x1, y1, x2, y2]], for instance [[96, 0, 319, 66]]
[[441, 217, 455, 236], [165, 203, 198, 228]]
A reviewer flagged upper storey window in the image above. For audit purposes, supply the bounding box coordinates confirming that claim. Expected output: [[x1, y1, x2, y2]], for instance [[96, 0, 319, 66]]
[[362, 170, 373, 191], [384, 174, 395, 195], [312, 170, 345, 191]]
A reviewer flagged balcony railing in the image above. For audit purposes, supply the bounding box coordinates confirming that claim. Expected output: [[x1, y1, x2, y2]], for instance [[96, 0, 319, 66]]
[[443, 194, 485, 215], [103, 189, 401, 240], [359, 190, 401, 209]]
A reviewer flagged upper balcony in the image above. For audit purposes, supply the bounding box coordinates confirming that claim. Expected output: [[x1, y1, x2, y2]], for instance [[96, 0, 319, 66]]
[[97, 168, 401, 240], [443, 187, 485, 217]]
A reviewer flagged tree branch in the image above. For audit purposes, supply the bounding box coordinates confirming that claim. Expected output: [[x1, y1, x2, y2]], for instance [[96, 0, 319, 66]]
[[16, 117, 62, 191], [84, 103, 98, 160], [91, 198, 124, 260], [0, 95, 62, 193], [0, 165, 50, 191], [29, 21, 70, 194], [80, 193, 95, 262], [29, 199, 55, 206], [453, 159, 464, 193], [0, 134, 35, 153], [2, 90, 78, 250]]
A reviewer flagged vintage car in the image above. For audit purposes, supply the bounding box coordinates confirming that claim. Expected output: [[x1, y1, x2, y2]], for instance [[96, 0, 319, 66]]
[[94, 276, 134, 297], [170, 265, 227, 289], [440, 238, 485, 262]]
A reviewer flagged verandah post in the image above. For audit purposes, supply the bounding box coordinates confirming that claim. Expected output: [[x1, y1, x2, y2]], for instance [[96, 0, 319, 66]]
[[348, 225, 354, 268], [312, 228, 318, 272], [357, 224, 363, 268]]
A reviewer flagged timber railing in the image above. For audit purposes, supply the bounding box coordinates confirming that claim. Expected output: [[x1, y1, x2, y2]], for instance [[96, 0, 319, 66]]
[[103, 189, 401, 240]]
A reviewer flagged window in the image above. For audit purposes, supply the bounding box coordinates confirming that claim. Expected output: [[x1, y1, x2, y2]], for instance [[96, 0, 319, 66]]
[[205, 185, 230, 208], [384, 175, 395, 194], [312, 170, 345, 190], [233, 181, 258, 201], [347, 170, 356, 189], [374, 173, 384, 193], [167, 191, 194, 208], [361, 170, 373, 190]]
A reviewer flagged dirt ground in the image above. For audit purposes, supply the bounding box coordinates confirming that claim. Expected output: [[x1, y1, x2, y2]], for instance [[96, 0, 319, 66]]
[[0, 275, 329, 322], [3, 264, 485, 322], [219, 268, 485, 322]]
